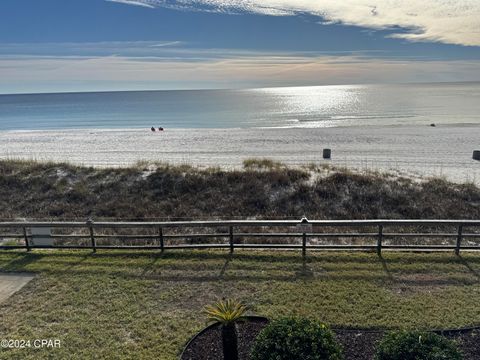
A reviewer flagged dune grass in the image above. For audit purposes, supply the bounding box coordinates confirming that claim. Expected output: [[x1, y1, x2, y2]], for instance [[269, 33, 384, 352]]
[[0, 249, 480, 359], [0, 159, 479, 221]]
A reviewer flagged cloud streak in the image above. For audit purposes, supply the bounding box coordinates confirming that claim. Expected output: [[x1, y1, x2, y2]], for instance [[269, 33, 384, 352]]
[[2, 48, 480, 94], [106, 0, 155, 8], [1, 41, 478, 93], [105, 0, 480, 46]]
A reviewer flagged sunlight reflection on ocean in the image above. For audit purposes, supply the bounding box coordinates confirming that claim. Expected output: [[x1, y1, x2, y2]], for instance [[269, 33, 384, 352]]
[[0, 82, 479, 130]]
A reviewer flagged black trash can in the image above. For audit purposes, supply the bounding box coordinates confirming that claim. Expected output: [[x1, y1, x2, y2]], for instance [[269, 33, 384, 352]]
[[473, 150, 480, 161], [323, 148, 331, 159]]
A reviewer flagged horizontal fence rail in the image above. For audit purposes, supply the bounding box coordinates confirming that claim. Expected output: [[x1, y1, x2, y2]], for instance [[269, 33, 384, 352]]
[[0, 219, 480, 255]]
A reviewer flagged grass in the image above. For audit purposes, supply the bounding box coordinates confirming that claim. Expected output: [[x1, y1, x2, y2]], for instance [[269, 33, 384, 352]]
[[242, 158, 285, 170], [0, 159, 479, 221], [0, 159, 479, 358], [1, 250, 480, 359]]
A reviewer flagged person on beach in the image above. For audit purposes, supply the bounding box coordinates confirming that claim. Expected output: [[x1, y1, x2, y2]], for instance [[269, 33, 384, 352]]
[[151, 127, 156, 132]]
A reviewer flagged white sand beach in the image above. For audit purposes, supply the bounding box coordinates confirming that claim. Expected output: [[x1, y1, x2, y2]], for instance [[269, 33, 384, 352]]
[[1, 123, 479, 184]]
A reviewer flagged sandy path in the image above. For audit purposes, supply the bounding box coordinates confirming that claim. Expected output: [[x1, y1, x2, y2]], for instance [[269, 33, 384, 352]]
[[0, 273, 35, 304]]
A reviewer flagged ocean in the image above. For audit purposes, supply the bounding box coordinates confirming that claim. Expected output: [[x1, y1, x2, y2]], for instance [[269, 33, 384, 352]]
[[0, 82, 479, 130], [1, 82, 479, 183]]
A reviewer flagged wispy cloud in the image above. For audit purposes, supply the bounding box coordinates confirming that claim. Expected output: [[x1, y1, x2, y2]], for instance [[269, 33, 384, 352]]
[[104, 0, 480, 47], [1, 41, 480, 93], [106, 0, 155, 9], [149, 41, 183, 47]]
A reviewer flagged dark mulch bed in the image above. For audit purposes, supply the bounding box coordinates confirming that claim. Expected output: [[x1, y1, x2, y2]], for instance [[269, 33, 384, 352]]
[[181, 319, 480, 360], [441, 329, 480, 360], [334, 329, 383, 360], [181, 317, 269, 360]]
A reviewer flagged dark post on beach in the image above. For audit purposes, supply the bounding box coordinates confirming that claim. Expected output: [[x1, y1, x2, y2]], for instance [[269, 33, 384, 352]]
[[473, 150, 480, 161], [323, 148, 331, 159]]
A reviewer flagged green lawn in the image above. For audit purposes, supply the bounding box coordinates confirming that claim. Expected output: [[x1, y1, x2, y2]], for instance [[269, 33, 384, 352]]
[[1, 250, 480, 359]]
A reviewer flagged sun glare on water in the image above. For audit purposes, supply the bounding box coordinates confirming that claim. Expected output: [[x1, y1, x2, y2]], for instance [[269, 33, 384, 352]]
[[251, 85, 363, 128]]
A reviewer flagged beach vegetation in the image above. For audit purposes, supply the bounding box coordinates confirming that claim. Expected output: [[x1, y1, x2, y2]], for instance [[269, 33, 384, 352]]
[[0, 159, 479, 221], [242, 158, 285, 170]]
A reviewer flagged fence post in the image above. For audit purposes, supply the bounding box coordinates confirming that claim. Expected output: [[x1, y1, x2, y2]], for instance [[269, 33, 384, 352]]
[[377, 224, 383, 256], [159, 227, 164, 252], [456, 225, 463, 255], [229, 226, 234, 253], [87, 218, 96, 253], [298, 217, 310, 257], [302, 232, 307, 258], [23, 227, 30, 251]]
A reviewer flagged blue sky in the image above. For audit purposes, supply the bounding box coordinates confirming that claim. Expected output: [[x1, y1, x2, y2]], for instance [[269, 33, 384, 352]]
[[0, 0, 479, 93]]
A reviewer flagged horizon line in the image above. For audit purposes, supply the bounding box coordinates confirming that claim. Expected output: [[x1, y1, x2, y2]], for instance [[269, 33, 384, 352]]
[[2, 80, 480, 96]]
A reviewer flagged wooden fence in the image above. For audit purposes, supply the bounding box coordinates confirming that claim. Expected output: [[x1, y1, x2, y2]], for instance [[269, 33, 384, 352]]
[[0, 219, 480, 255]]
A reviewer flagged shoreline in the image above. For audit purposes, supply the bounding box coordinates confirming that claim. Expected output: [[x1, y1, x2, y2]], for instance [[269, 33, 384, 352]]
[[1, 122, 479, 133]]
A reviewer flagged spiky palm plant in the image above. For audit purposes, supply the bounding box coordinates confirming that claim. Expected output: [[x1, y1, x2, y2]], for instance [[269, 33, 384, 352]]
[[204, 299, 247, 360]]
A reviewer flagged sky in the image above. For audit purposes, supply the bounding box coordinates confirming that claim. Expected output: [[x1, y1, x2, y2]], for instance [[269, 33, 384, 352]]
[[0, 0, 479, 94]]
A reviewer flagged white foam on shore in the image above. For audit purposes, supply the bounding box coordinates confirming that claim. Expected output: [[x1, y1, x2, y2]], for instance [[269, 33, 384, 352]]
[[1, 124, 479, 184]]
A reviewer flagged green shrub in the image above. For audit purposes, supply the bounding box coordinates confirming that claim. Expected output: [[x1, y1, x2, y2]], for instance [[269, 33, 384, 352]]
[[250, 317, 343, 360], [375, 331, 463, 360]]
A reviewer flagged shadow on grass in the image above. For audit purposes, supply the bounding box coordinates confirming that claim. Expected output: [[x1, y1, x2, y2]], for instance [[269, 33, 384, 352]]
[[219, 253, 233, 278], [0, 250, 479, 286], [378, 255, 394, 282], [294, 254, 315, 279], [456, 254, 480, 280], [3, 248, 480, 263], [63, 253, 92, 272], [0, 252, 45, 272], [140, 255, 163, 277]]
